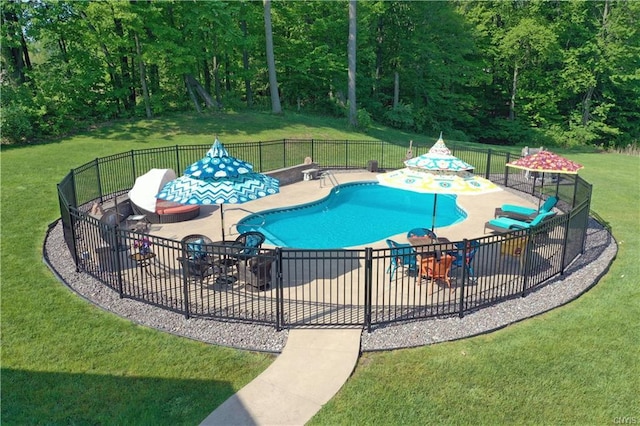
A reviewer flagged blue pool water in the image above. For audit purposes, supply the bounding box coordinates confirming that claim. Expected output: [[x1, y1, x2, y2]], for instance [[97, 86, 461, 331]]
[[237, 182, 467, 249]]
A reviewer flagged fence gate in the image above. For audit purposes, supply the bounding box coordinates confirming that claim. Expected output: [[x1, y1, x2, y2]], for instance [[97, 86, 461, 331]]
[[277, 249, 369, 327]]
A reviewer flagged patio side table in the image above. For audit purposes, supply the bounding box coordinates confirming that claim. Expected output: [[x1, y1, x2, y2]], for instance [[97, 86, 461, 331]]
[[130, 251, 156, 279]]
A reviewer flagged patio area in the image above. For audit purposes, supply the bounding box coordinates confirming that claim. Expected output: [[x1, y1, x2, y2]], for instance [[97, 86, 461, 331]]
[[149, 169, 536, 247]]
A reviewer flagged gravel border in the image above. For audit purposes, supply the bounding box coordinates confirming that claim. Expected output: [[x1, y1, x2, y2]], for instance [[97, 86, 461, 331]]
[[43, 215, 616, 353]]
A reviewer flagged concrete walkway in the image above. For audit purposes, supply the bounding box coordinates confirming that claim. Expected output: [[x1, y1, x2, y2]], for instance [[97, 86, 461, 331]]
[[200, 328, 362, 426]]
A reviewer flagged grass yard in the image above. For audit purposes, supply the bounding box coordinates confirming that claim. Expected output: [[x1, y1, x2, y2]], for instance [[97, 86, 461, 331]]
[[2, 111, 638, 424]]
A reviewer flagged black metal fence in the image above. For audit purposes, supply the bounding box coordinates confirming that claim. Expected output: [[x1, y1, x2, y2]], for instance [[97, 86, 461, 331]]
[[57, 140, 592, 331]]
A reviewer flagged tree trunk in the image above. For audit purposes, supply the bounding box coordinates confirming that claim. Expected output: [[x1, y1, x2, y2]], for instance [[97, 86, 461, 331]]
[[348, 0, 358, 127], [582, 86, 594, 126], [213, 55, 222, 108], [1, 7, 28, 83], [186, 74, 216, 108], [81, 11, 122, 113], [509, 61, 518, 120], [203, 57, 212, 94], [185, 74, 202, 113], [375, 16, 384, 85], [263, 0, 282, 114], [134, 33, 152, 119], [241, 19, 253, 107], [113, 17, 135, 111], [225, 54, 231, 93], [393, 71, 399, 108]]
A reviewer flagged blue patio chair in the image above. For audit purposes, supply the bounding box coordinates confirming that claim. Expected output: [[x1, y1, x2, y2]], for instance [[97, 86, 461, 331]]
[[386, 239, 418, 281], [496, 196, 558, 221], [485, 211, 556, 234], [231, 231, 266, 260], [450, 240, 480, 282]]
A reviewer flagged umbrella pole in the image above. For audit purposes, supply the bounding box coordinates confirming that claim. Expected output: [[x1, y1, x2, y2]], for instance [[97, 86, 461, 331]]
[[538, 172, 545, 208], [431, 195, 438, 233], [220, 206, 225, 241]]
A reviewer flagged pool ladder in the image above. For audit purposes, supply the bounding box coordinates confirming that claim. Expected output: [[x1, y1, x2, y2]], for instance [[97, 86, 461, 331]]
[[226, 207, 266, 237], [320, 170, 339, 189]]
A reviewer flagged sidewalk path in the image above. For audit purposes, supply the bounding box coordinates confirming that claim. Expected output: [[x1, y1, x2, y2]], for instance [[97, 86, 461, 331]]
[[200, 328, 362, 426]]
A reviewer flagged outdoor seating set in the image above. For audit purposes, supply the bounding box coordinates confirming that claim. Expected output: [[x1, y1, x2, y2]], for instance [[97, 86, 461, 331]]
[[178, 231, 273, 293], [386, 228, 479, 295], [386, 197, 559, 294]]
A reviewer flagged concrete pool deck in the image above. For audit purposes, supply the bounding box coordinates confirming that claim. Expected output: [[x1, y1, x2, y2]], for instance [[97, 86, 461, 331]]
[[150, 169, 535, 247]]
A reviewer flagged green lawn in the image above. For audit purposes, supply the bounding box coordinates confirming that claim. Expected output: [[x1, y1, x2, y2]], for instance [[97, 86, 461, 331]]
[[2, 111, 638, 424]]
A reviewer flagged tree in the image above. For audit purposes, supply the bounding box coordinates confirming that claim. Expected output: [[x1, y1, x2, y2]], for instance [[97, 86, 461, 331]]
[[347, 0, 357, 127], [499, 17, 558, 121], [263, 0, 281, 114]]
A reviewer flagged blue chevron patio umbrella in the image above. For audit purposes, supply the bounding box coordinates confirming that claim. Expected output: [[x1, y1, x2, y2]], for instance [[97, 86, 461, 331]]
[[157, 138, 279, 241]]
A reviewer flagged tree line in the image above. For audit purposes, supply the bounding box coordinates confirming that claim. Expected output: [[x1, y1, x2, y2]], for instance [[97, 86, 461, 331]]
[[1, 0, 638, 147]]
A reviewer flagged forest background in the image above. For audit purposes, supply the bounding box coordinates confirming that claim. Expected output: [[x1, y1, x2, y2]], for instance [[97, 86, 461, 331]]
[[2, 0, 638, 148]]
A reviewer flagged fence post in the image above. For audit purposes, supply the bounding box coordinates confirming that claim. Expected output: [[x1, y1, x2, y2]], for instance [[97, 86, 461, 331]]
[[521, 230, 533, 297], [283, 140, 287, 168], [275, 247, 284, 331], [458, 239, 468, 318], [485, 149, 492, 179], [131, 150, 136, 184], [95, 159, 104, 204], [504, 152, 511, 186], [179, 242, 191, 319], [175, 145, 181, 174], [364, 247, 373, 332], [113, 227, 124, 298], [69, 208, 80, 272], [559, 213, 571, 275]]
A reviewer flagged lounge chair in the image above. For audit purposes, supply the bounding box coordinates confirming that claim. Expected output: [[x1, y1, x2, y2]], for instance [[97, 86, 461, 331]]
[[495, 196, 558, 221], [485, 211, 556, 234], [129, 168, 200, 224], [386, 239, 418, 281]]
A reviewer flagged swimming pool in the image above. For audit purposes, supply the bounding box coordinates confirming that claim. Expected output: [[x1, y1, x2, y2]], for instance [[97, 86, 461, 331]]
[[237, 181, 467, 249]]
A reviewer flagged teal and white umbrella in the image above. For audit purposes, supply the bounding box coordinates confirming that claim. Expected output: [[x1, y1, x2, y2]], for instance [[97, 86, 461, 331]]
[[157, 138, 279, 240], [378, 133, 499, 232], [184, 138, 253, 179], [404, 133, 474, 172]]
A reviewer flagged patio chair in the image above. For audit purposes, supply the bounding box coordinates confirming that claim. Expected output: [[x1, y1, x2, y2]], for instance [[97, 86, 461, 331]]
[[495, 196, 558, 221], [419, 253, 455, 294], [229, 231, 266, 261], [450, 240, 480, 283], [178, 234, 218, 295], [386, 239, 418, 281], [484, 211, 556, 234]]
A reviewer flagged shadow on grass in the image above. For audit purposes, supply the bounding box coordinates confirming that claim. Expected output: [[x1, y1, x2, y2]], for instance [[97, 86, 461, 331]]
[[1, 367, 245, 425]]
